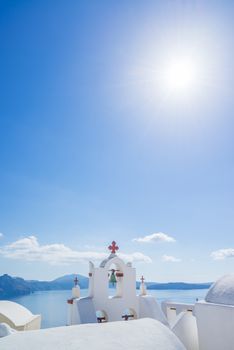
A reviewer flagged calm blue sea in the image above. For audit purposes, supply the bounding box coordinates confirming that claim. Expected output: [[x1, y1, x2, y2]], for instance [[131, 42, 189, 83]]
[[10, 289, 208, 329]]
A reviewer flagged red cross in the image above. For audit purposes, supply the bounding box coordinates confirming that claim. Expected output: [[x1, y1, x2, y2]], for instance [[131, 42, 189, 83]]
[[74, 276, 79, 286], [140, 276, 145, 283], [108, 241, 119, 254]]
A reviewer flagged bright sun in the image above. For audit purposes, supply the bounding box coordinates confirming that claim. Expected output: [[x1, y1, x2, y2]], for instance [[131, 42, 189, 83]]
[[164, 58, 197, 91]]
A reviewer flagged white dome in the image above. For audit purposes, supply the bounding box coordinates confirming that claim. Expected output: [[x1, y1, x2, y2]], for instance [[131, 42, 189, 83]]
[[0, 318, 185, 350], [205, 274, 234, 305]]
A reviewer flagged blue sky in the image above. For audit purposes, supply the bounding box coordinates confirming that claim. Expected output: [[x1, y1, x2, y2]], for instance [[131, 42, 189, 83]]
[[0, 0, 234, 282]]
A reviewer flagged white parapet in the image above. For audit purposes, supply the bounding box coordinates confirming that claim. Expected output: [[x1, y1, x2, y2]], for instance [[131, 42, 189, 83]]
[[194, 301, 234, 350], [161, 301, 194, 326]]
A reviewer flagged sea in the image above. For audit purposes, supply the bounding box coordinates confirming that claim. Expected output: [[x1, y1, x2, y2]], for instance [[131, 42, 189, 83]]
[[10, 288, 208, 329]]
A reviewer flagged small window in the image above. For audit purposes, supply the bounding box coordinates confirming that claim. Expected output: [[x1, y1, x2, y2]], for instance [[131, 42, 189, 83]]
[[121, 308, 137, 321], [96, 310, 108, 323]]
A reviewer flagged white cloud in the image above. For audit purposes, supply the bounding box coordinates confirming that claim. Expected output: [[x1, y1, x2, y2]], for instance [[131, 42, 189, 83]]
[[162, 255, 181, 262], [119, 252, 152, 264], [0, 235, 152, 265], [133, 232, 176, 243], [211, 248, 234, 260], [0, 233, 3, 238]]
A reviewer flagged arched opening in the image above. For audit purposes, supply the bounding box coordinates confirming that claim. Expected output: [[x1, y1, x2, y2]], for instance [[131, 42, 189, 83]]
[[96, 310, 108, 323], [121, 308, 137, 321], [108, 263, 124, 298]]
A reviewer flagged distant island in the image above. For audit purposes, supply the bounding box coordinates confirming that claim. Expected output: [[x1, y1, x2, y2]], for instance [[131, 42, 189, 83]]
[[0, 274, 212, 299]]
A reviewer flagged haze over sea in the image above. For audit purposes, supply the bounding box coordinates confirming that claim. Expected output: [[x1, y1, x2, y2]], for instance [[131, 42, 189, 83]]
[[11, 289, 208, 329]]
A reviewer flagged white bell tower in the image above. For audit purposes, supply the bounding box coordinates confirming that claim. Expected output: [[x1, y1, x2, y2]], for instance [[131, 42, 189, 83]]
[[88, 241, 138, 322], [67, 241, 168, 325]]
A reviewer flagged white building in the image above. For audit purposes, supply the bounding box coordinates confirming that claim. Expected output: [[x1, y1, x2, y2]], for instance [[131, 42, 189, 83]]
[[194, 274, 234, 350], [67, 241, 167, 325]]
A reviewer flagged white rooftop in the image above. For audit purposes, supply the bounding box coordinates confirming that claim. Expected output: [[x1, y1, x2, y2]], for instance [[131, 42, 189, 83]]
[[205, 274, 234, 306], [0, 301, 35, 327], [0, 318, 185, 350]]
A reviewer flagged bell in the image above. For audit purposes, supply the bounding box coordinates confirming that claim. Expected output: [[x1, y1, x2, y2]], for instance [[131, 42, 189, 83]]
[[109, 270, 117, 285]]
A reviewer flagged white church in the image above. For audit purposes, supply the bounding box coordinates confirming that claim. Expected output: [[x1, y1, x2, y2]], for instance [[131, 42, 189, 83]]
[[67, 241, 166, 325]]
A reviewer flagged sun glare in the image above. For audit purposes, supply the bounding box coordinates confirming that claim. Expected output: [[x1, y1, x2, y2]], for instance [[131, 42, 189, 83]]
[[164, 58, 198, 91]]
